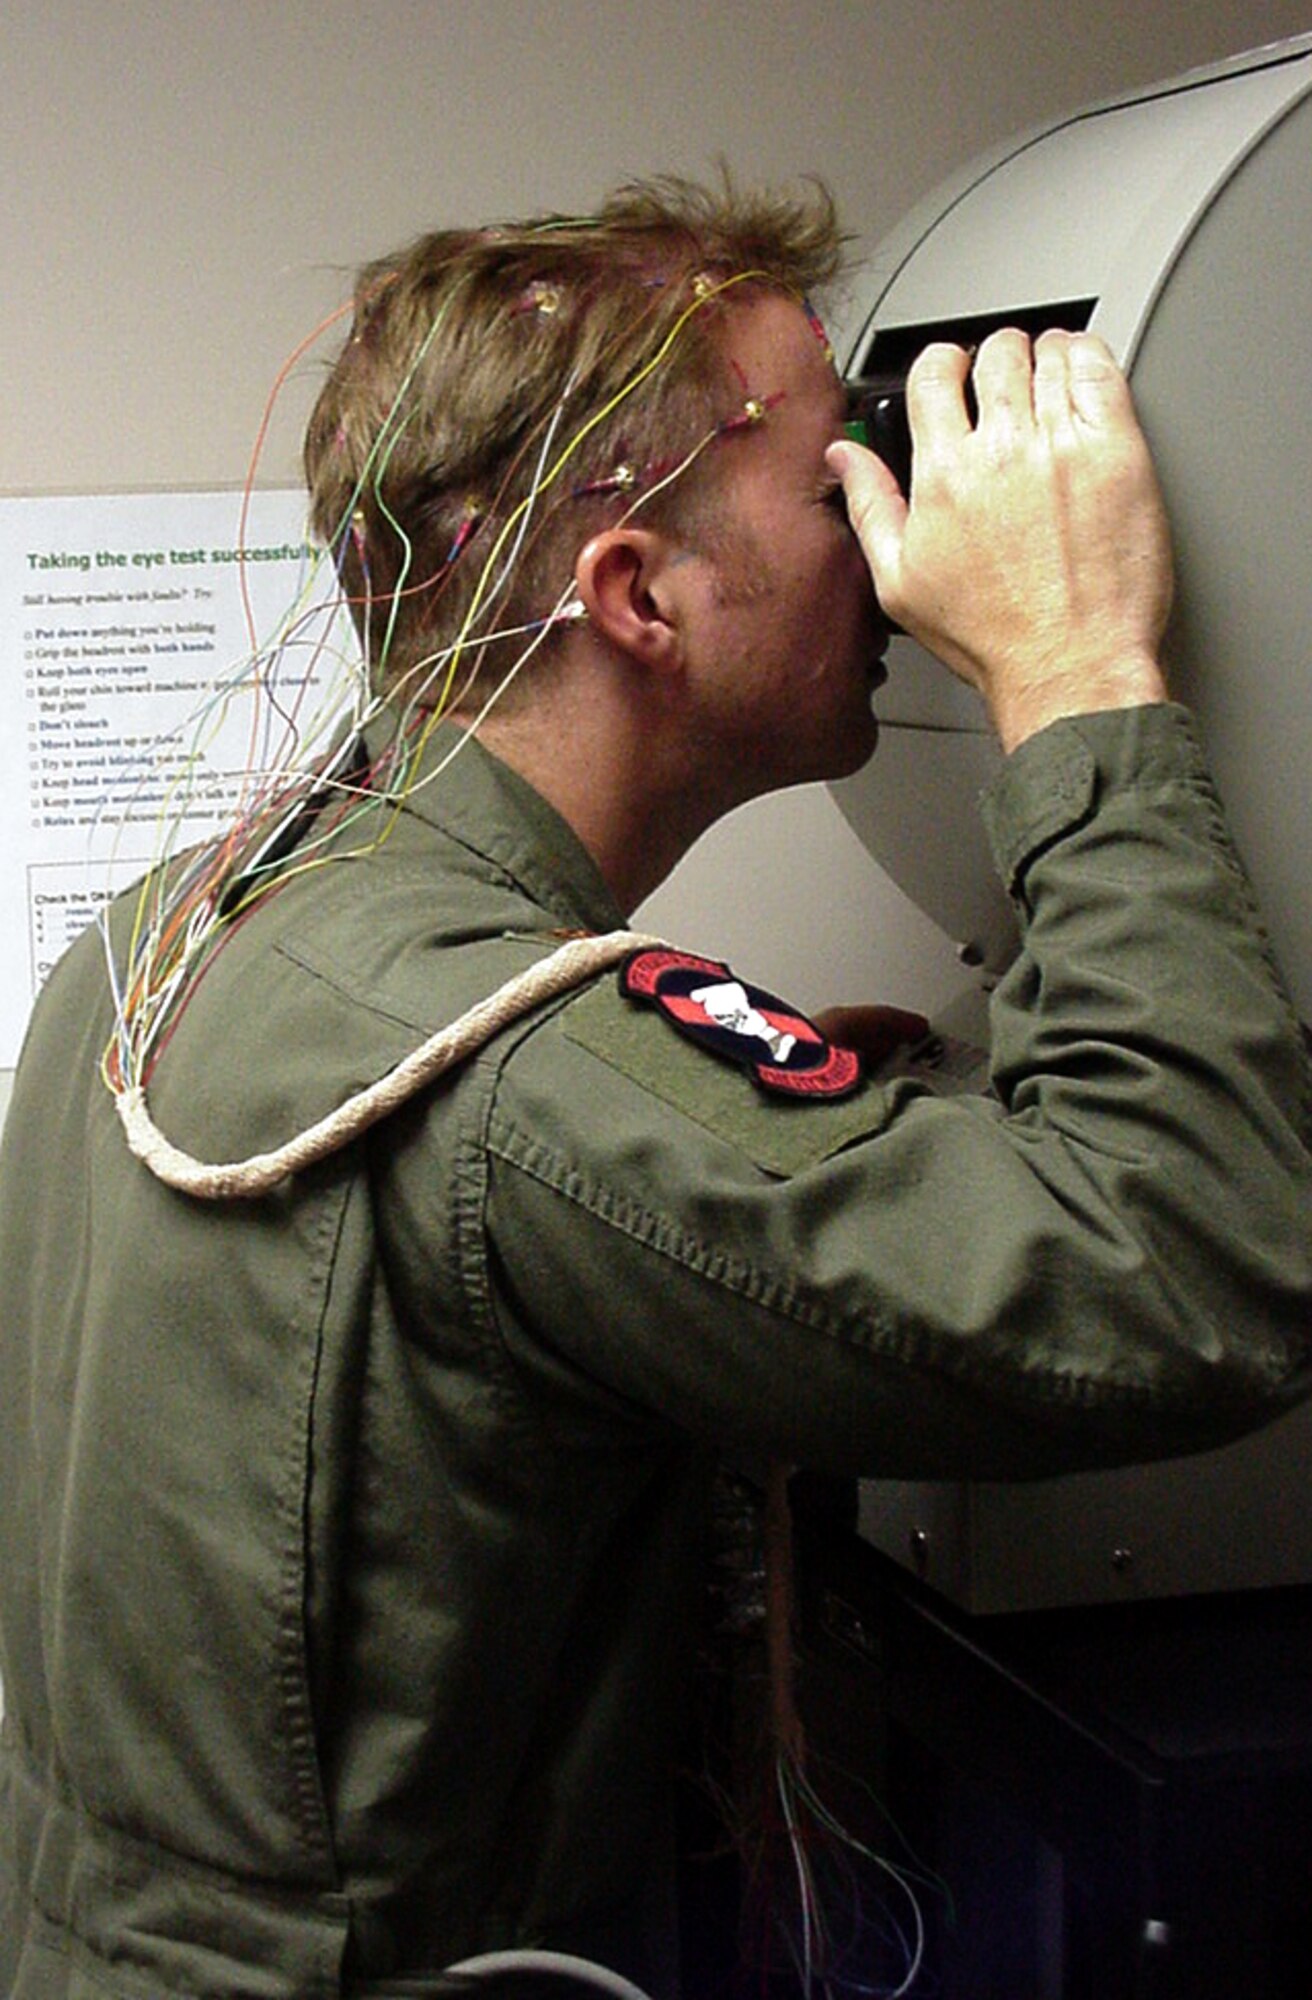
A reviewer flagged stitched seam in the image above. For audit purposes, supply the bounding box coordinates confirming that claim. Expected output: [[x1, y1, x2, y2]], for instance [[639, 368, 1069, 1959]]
[[487, 1130, 1168, 1410], [273, 1176, 358, 1883]]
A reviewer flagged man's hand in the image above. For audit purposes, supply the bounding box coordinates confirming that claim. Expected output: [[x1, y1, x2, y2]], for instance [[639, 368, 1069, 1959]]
[[814, 1003, 929, 1067], [829, 330, 1174, 751]]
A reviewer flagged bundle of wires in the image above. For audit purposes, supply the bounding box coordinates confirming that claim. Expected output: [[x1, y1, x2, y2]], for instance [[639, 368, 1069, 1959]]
[[702, 1468, 953, 1999], [98, 268, 772, 1111]]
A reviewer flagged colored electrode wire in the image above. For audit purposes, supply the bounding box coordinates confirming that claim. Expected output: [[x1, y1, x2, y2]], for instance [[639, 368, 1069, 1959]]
[[750, 1466, 949, 1998], [100, 268, 779, 1105], [403, 268, 770, 754]]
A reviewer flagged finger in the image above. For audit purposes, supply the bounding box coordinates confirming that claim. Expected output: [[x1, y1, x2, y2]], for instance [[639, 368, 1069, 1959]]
[[1031, 328, 1076, 438], [825, 438, 907, 575], [905, 342, 974, 454], [1064, 331, 1136, 430], [971, 327, 1036, 438]]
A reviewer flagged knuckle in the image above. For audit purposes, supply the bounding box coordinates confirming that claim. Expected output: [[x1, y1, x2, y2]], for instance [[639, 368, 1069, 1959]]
[[909, 340, 968, 385], [976, 326, 1031, 366]]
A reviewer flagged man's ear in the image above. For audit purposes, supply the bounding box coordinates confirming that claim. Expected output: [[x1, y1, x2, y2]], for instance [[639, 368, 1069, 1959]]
[[573, 529, 688, 672]]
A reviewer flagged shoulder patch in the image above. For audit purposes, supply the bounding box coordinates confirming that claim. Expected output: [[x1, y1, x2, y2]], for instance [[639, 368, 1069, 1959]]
[[620, 947, 861, 1100], [560, 959, 896, 1178]]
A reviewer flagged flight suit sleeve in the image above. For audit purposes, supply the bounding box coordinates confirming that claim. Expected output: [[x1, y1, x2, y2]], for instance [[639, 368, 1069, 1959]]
[[480, 704, 1312, 1479]]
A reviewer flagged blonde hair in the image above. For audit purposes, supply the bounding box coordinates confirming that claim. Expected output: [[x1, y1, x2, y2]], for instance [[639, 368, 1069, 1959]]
[[303, 174, 846, 704]]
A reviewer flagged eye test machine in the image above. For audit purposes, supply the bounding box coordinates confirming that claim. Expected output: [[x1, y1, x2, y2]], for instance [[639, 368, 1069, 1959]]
[[789, 38, 1312, 1994], [834, 28, 1312, 1619]]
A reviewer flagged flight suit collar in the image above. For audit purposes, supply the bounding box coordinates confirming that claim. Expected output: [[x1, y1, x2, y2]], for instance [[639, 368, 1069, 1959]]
[[361, 710, 627, 938]]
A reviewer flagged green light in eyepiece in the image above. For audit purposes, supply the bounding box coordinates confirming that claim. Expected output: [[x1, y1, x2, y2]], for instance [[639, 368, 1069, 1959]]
[[844, 417, 871, 447]]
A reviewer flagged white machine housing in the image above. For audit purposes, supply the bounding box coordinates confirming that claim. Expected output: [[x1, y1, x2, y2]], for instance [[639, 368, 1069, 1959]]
[[837, 33, 1312, 1613]]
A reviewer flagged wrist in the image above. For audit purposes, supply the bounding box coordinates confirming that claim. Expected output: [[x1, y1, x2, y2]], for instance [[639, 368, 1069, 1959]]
[[991, 651, 1169, 754]]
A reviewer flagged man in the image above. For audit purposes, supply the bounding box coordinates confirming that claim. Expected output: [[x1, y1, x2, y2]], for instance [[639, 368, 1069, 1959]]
[[1, 178, 1308, 2000]]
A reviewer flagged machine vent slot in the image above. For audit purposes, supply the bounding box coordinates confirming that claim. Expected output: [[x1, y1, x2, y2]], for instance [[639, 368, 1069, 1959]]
[[852, 298, 1097, 379], [846, 299, 1097, 494]]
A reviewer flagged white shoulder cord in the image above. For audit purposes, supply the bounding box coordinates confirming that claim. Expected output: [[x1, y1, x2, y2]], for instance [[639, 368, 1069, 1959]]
[[115, 929, 659, 1201], [443, 1951, 653, 1998]]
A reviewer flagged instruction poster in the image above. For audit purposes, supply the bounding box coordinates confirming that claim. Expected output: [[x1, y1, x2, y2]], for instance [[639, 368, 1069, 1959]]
[[1, 490, 354, 1068]]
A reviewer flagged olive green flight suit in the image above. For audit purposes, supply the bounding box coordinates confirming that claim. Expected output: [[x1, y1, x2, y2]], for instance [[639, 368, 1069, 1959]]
[[1, 705, 1309, 1997]]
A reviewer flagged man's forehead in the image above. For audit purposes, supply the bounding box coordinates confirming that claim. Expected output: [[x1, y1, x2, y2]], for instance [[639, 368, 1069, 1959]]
[[720, 292, 844, 419]]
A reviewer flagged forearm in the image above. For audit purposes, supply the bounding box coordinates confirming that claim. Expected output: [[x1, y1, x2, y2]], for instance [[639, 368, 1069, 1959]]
[[980, 701, 1310, 1402], [482, 708, 1310, 1478]]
